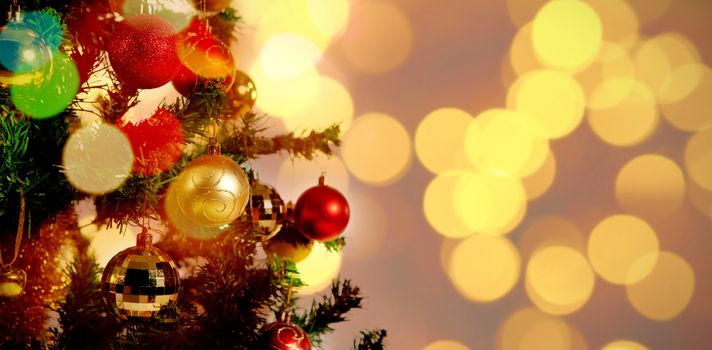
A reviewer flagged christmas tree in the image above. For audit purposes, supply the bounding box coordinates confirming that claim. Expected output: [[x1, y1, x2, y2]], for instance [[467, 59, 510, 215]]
[[0, 0, 385, 348]]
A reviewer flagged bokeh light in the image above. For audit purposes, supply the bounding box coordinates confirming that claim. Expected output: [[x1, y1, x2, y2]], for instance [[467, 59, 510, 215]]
[[615, 154, 686, 219], [497, 308, 573, 350], [120, 0, 194, 32], [526, 246, 595, 315], [602, 340, 649, 350], [296, 242, 343, 295], [422, 340, 470, 350], [634, 33, 702, 105], [509, 23, 541, 77], [626, 252, 695, 321], [250, 60, 320, 119], [465, 109, 548, 177], [340, 1, 413, 73], [62, 123, 134, 195], [577, 43, 636, 110], [415, 108, 472, 175], [424, 171, 473, 239], [505, 0, 549, 28], [508, 70, 586, 139], [531, 0, 602, 71], [519, 215, 585, 260], [10, 51, 79, 119], [281, 76, 354, 133], [306, 0, 350, 39], [277, 153, 349, 202], [341, 113, 412, 185], [258, 34, 322, 80], [587, 80, 659, 147], [588, 215, 659, 285], [447, 235, 520, 303], [453, 171, 527, 235], [82, 224, 139, 268], [522, 150, 557, 201], [586, 0, 639, 49], [660, 64, 712, 132], [341, 193, 387, 261], [253, 0, 340, 51], [684, 127, 712, 192]]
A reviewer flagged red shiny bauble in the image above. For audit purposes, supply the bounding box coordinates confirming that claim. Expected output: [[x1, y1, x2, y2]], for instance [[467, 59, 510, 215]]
[[259, 322, 311, 350], [107, 15, 181, 89], [294, 176, 350, 242], [119, 108, 185, 176]]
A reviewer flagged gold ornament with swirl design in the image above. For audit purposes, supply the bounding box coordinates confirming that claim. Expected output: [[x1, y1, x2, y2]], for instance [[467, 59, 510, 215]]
[[174, 138, 250, 227]]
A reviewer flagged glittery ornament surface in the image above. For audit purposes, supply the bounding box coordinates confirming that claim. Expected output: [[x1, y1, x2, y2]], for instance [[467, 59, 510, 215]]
[[249, 180, 285, 240], [259, 322, 312, 350], [120, 108, 185, 176], [101, 235, 180, 319], [228, 70, 257, 117], [174, 154, 250, 227], [107, 15, 180, 89]]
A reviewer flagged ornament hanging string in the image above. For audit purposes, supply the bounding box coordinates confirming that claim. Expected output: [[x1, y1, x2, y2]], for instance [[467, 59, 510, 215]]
[[0, 189, 25, 270]]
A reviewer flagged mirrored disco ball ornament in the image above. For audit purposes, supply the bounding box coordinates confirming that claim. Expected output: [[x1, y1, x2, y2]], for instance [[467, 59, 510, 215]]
[[249, 180, 286, 240], [101, 230, 180, 320]]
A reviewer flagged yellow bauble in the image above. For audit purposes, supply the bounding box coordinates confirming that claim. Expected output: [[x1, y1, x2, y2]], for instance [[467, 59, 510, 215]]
[[263, 238, 314, 264], [228, 70, 257, 117], [175, 152, 250, 227], [0, 268, 26, 298]]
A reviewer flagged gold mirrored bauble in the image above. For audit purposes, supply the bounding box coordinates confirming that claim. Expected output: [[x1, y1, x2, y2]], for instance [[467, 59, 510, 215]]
[[0, 267, 26, 298], [0, 23, 54, 86], [228, 70, 257, 117], [248, 180, 286, 240], [101, 234, 180, 319], [175, 154, 250, 227]]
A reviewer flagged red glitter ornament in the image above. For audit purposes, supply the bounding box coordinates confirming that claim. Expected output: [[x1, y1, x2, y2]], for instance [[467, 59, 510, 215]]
[[259, 322, 312, 350], [294, 175, 350, 242], [119, 108, 184, 176], [107, 15, 181, 89]]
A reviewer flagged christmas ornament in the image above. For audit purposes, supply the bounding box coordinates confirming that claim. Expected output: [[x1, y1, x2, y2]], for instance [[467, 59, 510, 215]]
[[249, 180, 286, 240], [0, 189, 27, 299], [191, 0, 232, 13], [164, 182, 228, 240], [0, 21, 53, 86], [0, 267, 26, 298], [228, 70, 257, 117], [262, 224, 314, 263], [101, 229, 180, 320], [294, 175, 350, 242], [176, 21, 235, 83], [120, 108, 185, 176], [174, 138, 250, 227], [259, 321, 312, 350], [107, 14, 181, 89], [172, 64, 199, 97]]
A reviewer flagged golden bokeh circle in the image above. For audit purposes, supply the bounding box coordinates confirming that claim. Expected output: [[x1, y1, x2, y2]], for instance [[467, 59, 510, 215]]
[[415, 108, 472, 175], [497, 308, 572, 350], [424, 171, 473, 239], [660, 64, 712, 132], [296, 242, 343, 295], [509, 70, 586, 139], [519, 215, 585, 260], [626, 252, 695, 321], [615, 154, 686, 219], [526, 246, 595, 315], [601, 340, 649, 350], [341, 113, 412, 185], [522, 150, 557, 201], [282, 76, 354, 133], [587, 80, 659, 147], [588, 215, 659, 285], [531, 0, 602, 71], [447, 235, 520, 303], [422, 340, 470, 350], [586, 0, 639, 48], [684, 127, 712, 192]]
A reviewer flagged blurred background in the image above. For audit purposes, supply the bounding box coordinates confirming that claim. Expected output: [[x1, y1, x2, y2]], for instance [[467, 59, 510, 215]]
[[88, 0, 712, 348]]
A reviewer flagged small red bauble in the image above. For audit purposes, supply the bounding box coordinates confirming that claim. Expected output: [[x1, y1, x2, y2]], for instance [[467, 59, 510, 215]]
[[259, 322, 311, 350], [294, 175, 350, 242], [119, 108, 185, 176], [107, 15, 181, 89]]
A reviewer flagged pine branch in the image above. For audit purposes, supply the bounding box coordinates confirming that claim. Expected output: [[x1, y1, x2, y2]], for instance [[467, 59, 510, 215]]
[[324, 237, 346, 253], [223, 112, 341, 161], [50, 235, 121, 349], [354, 329, 388, 350], [294, 280, 364, 346]]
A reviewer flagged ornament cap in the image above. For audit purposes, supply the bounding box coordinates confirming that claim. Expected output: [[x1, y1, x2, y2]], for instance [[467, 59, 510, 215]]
[[318, 173, 325, 186], [137, 229, 153, 249], [206, 137, 221, 155]]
